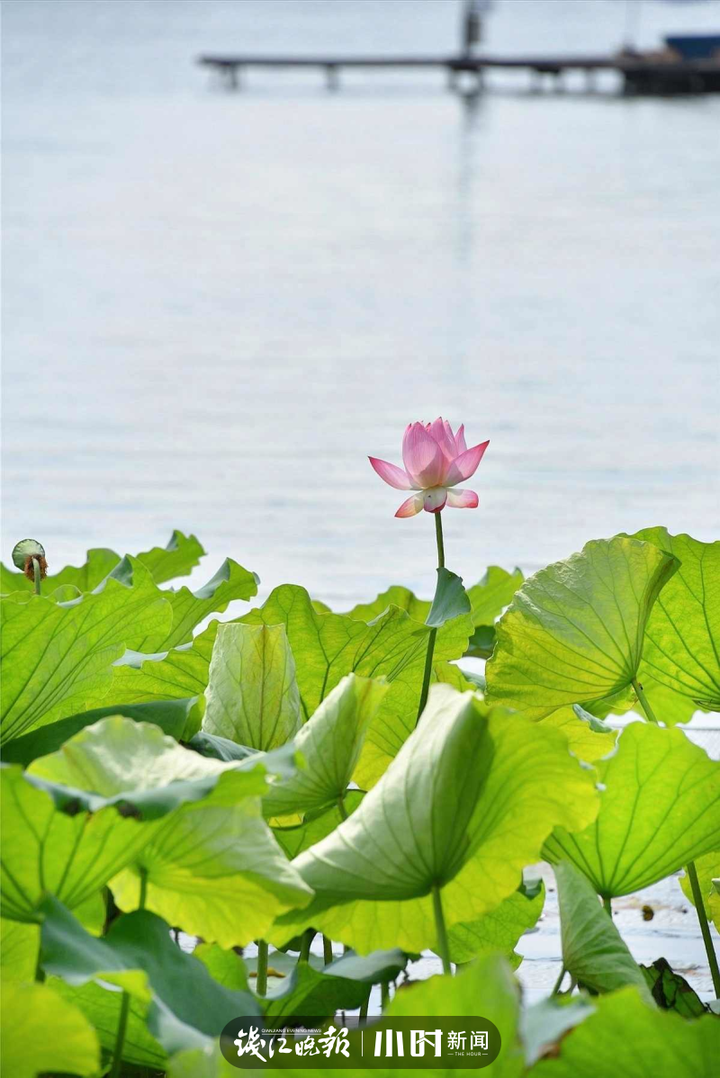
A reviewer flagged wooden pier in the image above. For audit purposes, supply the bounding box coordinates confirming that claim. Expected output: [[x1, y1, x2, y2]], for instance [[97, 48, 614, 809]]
[[197, 53, 720, 95]]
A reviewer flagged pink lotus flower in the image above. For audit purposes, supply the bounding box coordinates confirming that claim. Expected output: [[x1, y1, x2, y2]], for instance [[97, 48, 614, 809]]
[[369, 419, 489, 517]]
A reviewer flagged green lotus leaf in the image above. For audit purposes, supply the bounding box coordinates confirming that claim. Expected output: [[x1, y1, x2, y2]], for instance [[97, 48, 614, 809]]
[[485, 537, 679, 719], [1, 546, 119, 596], [241, 584, 473, 789], [0, 918, 40, 980], [253, 947, 410, 1022], [538, 707, 617, 763], [465, 565, 525, 656], [637, 678, 704, 726], [262, 957, 370, 1020], [544, 722, 720, 898], [1, 765, 151, 922], [1, 696, 204, 767], [145, 558, 259, 652], [0, 531, 205, 597], [273, 792, 365, 859], [25, 716, 312, 947], [110, 770, 313, 947], [554, 861, 652, 1001], [425, 567, 472, 628], [203, 623, 301, 751], [194, 942, 251, 992], [27, 716, 256, 801], [241, 584, 471, 721], [0, 561, 174, 744], [342, 586, 432, 622], [262, 674, 388, 820], [135, 530, 206, 584], [629, 529, 720, 710], [447, 876, 545, 966], [167, 956, 522, 1077], [271, 685, 598, 953], [679, 852, 720, 933], [188, 731, 257, 761], [39, 896, 260, 1064], [109, 618, 221, 704], [0, 980, 101, 1078], [529, 986, 720, 1077], [353, 657, 479, 791], [343, 566, 522, 629], [387, 954, 523, 1077], [520, 996, 596, 1067], [467, 566, 525, 624], [53, 978, 168, 1069]]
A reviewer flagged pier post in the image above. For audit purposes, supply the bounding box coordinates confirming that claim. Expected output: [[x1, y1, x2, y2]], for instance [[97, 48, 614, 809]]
[[325, 64, 340, 91], [225, 63, 242, 90], [585, 68, 597, 93], [447, 65, 458, 92]]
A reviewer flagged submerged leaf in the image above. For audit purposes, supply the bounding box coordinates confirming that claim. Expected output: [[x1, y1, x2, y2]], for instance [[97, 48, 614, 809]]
[[544, 722, 720, 898], [640, 958, 708, 1018], [486, 537, 679, 719], [203, 623, 301, 751]]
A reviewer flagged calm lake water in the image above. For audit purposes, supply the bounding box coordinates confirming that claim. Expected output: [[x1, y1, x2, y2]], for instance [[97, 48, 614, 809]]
[[3, 0, 719, 606]]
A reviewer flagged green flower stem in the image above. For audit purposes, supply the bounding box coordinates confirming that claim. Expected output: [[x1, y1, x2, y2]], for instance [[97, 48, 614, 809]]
[[434, 511, 445, 570], [323, 935, 333, 966], [416, 513, 446, 725], [431, 881, 452, 976], [380, 980, 390, 1009], [551, 965, 566, 995], [109, 994, 131, 1078], [337, 795, 348, 821], [32, 557, 42, 596], [687, 860, 720, 998], [603, 895, 612, 916], [110, 870, 148, 1078], [358, 998, 369, 1024], [256, 940, 268, 995], [633, 679, 720, 994], [631, 678, 659, 725], [138, 867, 148, 911], [299, 929, 314, 963]]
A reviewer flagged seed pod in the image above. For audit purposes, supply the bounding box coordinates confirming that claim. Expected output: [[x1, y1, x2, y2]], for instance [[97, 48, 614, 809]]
[[11, 539, 48, 581]]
